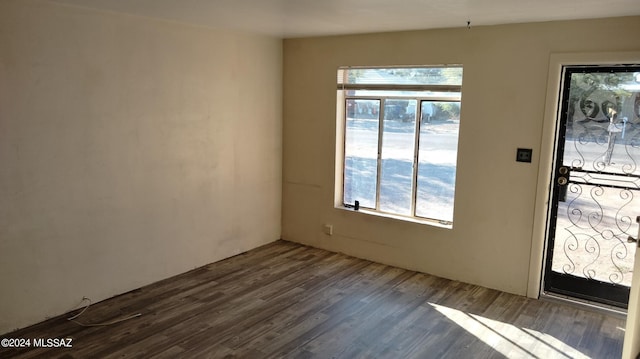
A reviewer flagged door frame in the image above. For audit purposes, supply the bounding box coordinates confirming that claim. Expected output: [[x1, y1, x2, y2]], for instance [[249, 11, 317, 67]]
[[528, 51, 640, 302]]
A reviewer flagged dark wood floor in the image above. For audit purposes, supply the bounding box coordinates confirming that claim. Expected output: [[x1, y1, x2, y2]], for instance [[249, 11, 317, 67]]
[[0, 240, 626, 358]]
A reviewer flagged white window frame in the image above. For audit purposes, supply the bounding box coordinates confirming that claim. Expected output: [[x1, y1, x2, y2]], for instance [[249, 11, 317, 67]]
[[335, 66, 463, 228]]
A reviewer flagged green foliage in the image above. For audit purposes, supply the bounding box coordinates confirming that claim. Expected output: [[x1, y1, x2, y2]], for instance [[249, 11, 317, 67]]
[[568, 72, 636, 121], [346, 67, 462, 85], [347, 69, 365, 83], [570, 72, 633, 100], [435, 102, 460, 120]]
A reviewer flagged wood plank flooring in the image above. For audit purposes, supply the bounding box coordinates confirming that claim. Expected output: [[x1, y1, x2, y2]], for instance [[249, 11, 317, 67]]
[[0, 240, 626, 358]]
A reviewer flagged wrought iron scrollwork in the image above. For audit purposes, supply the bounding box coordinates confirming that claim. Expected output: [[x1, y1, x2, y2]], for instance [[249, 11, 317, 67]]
[[587, 186, 605, 229], [556, 182, 638, 286], [610, 238, 629, 284], [582, 234, 601, 279], [577, 74, 601, 120], [615, 189, 634, 235]]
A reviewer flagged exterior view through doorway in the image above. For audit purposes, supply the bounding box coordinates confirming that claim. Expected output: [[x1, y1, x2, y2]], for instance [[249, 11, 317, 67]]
[[544, 65, 640, 308]]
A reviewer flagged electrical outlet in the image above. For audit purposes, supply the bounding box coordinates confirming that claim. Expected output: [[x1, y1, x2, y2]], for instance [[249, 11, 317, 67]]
[[323, 224, 333, 236], [516, 148, 532, 163]]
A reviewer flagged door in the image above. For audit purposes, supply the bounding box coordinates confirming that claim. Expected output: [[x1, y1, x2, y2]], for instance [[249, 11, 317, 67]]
[[623, 237, 640, 358], [544, 65, 640, 308]]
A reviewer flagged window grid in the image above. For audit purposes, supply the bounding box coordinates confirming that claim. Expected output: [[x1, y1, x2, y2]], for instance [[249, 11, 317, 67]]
[[343, 95, 461, 223]]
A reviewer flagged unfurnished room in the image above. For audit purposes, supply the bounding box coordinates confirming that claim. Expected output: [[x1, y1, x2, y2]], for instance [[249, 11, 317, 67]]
[[1, 0, 640, 358]]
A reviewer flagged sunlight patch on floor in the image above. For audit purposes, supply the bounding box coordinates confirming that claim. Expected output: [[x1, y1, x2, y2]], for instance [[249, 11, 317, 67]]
[[430, 303, 590, 359]]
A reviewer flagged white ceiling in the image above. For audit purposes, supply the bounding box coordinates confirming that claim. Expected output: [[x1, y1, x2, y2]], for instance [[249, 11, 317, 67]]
[[50, 0, 640, 38]]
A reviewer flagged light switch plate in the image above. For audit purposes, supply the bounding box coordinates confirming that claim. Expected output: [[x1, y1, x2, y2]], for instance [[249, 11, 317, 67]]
[[516, 148, 532, 163]]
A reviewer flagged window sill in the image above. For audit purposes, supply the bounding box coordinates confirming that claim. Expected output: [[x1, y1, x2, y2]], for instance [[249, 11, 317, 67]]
[[335, 205, 453, 229]]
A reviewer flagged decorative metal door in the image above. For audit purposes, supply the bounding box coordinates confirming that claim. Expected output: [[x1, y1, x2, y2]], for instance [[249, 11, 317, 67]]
[[544, 65, 640, 308]]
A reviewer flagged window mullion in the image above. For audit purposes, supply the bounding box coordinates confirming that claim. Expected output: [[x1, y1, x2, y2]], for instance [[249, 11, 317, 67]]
[[410, 102, 422, 217], [375, 98, 385, 211], [342, 96, 348, 207]]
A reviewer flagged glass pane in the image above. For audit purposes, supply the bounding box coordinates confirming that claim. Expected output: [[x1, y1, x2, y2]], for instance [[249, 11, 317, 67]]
[[346, 89, 461, 100], [563, 70, 640, 175], [344, 99, 380, 208], [339, 67, 463, 86], [552, 67, 640, 288], [416, 101, 461, 222], [379, 99, 417, 215]]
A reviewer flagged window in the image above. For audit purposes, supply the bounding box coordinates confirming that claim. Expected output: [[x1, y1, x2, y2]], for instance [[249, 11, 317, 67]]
[[337, 66, 463, 226]]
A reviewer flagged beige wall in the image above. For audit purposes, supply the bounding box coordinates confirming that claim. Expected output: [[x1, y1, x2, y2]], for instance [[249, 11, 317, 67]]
[[0, 0, 282, 334], [282, 17, 640, 296]]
